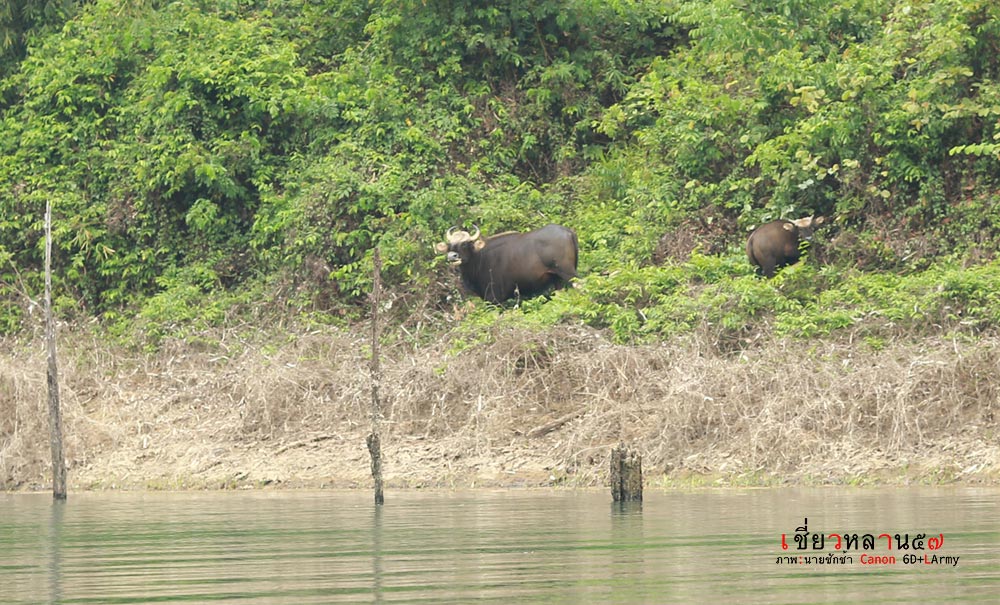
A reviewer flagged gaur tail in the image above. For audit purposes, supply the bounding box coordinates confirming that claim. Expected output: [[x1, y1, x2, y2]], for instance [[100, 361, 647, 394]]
[[746, 232, 766, 277], [559, 230, 580, 281], [746, 235, 759, 267], [549, 229, 579, 282], [570, 230, 579, 274]]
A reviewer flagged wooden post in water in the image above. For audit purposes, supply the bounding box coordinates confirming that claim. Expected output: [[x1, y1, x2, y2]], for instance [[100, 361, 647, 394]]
[[610, 443, 642, 502], [367, 248, 385, 505], [45, 200, 67, 500]]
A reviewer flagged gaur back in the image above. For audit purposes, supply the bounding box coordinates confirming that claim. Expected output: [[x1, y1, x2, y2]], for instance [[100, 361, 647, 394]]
[[746, 216, 824, 278]]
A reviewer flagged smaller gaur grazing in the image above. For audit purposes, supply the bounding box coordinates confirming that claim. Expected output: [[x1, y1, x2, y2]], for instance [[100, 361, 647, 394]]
[[746, 216, 825, 278], [434, 224, 578, 303]]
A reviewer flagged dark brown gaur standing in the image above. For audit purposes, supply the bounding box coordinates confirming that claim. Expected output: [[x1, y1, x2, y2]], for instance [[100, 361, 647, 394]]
[[435, 223, 578, 303], [746, 216, 825, 278]]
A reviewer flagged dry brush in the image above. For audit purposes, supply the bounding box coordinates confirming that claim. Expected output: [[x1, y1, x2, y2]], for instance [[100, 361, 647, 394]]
[[1, 325, 998, 489]]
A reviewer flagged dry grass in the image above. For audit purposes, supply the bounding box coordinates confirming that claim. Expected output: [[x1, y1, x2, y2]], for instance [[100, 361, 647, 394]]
[[2, 324, 998, 491]]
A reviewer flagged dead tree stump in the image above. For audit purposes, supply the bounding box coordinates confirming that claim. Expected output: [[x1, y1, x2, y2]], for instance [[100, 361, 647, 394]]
[[610, 443, 642, 502]]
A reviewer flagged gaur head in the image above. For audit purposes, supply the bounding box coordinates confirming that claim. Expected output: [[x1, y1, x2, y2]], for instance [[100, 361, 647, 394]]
[[435, 226, 482, 265]]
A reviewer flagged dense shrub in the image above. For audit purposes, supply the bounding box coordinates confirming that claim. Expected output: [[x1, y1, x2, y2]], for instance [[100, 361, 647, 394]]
[[1, 0, 999, 345]]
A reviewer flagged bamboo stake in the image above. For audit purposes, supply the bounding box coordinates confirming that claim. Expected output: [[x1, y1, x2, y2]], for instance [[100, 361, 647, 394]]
[[366, 248, 384, 505], [45, 199, 67, 500]]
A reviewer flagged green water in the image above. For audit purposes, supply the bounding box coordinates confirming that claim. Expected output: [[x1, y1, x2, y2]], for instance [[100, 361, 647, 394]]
[[1, 488, 997, 604]]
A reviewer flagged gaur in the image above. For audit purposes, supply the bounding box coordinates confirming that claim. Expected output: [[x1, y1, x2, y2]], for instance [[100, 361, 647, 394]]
[[746, 216, 825, 277], [435, 224, 578, 303]]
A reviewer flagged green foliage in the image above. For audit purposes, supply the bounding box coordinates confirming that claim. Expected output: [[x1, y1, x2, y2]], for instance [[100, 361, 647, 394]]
[[130, 264, 227, 346], [1, 0, 313, 320], [2, 0, 1000, 348], [492, 253, 1000, 344], [600, 0, 1000, 241], [0, 0, 80, 72]]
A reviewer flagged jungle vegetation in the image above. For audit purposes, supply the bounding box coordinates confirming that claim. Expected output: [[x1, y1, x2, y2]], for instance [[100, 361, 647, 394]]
[[2, 0, 1000, 347]]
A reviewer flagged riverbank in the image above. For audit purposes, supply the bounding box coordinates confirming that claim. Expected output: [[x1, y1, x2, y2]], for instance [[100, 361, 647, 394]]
[[3, 324, 999, 491]]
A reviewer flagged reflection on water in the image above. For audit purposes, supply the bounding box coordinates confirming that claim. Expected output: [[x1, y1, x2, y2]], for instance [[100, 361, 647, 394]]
[[1, 488, 998, 604]]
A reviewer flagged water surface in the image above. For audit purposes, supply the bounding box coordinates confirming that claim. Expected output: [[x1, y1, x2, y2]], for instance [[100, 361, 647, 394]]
[[1, 488, 997, 604]]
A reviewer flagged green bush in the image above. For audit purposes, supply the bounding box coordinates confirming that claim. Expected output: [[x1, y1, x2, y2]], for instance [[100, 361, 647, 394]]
[[2, 0, 1000, 347]]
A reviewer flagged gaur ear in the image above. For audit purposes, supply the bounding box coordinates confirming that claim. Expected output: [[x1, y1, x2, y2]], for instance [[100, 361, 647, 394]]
[[474, 239, 486, 251], [814, 216, 826, 225], [434, 242, 448, 253], [783, 222, 796, 232]]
